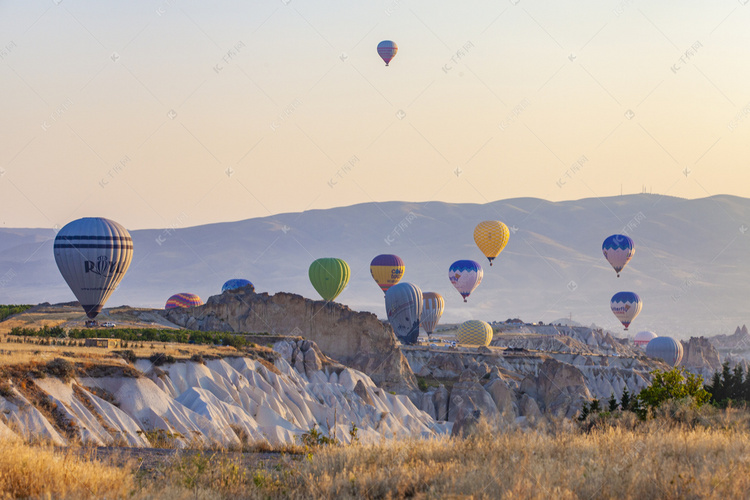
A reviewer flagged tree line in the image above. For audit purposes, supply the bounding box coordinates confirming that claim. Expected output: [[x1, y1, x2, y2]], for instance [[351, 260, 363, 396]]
[[5, 326, 265, 349]]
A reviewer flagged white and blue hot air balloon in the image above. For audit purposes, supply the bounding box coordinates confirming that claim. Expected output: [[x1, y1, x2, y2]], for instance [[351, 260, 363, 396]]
[[602, 234, 635, 277], [610, 291, 642, 331], [54, 217, 133, 319], [449, 260, 483, 302]]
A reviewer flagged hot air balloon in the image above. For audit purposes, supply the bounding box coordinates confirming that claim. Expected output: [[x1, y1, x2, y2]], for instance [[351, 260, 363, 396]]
[[421, 292, 445, 338], [602, 234, 635, 277], [456, 320, 493, 347], [221, 279, 254, 293], [474, 221, 510, 266], [370, 254, 405, 293], [646, 336, 683, 367], [165, 293, 203, 309], [449, 260, 483, 302], [610, 291, 642, 330], [634, 330, 657, 348], [377, 40, 398, 66], [53, 217, 133, 319], [309, 258, 350, 302], [385, 282, 423, 345]]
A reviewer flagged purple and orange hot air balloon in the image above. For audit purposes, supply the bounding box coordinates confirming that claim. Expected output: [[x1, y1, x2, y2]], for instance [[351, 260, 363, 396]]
[[377, 40, 398, 66], [165, 293, 203, 309]]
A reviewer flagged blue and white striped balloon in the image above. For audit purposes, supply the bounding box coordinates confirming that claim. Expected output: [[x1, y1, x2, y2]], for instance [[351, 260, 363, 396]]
[[54, 218, 133, 318]]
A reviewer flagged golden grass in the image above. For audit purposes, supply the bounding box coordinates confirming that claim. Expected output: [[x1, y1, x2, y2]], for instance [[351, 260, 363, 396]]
[[0, 439, 133, 500], [0, 335, 243, 367], [125, 416, 750, 499], [281, 422, 750, 499], [3, 413, 750, 499]]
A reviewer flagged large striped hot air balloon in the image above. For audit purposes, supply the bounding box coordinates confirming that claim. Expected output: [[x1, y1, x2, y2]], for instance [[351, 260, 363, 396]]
[[474, 221, 510, 266], [421, 292, 445, 337], [602, 234, 635, 277], [610, 291, 642, 330], [165, 293, 203, 309], [309, 258, 350, 302], [449, 260, 483, 302], [221, 279, 254, 293], [385, 282, 423, 345], [456, 320, 493, 347], [53, 217, 133, 319], [377, 40, 398, 66], [370, 254, 405, 293], [646, 336, 683, 367]]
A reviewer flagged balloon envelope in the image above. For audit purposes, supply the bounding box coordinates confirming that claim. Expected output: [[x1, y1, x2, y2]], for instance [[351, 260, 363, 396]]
[[646, 336, 683, 367], [221, 279, 254, 293], [474, 221, 510, 266], [449, 260, 483, 302], [377, 40, 398, 66], [370, 254, 405, 293], [634, 330, 657, 347], [610, 291, 642, 330], [309, 258, 350, 301], [456, 320, 493, 346], [166, 293, 203, 309], [53, 217, 133, 319], [602, 234, 635, 277], [385, 282, 423, 345], [421, 292, 445, 336]]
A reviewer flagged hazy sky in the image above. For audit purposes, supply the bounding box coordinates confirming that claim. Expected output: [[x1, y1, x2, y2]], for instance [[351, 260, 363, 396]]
[[2, 0, 749, 229]]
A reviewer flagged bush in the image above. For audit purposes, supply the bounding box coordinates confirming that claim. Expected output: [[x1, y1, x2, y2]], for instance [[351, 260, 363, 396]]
[[113, 349, 136, 364], [149, 353, 176, 366], [638, 367, 710, 412], [45, 358, 74, 382]]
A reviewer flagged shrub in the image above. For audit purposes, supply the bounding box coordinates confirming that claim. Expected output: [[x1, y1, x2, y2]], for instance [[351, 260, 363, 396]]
[[113, 349, 136, 364], [638, 367, 710, 412], [149, 353, 175, 366], [45, 358, 74, 382]]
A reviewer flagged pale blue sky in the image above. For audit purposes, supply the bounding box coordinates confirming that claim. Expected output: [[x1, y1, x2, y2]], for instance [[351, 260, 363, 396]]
[[2, 0, 749, 229]]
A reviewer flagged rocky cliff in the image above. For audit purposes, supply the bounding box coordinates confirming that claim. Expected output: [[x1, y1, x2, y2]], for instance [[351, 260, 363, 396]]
[[163, 289, 416, 392], [680, 337, 723, 379], [0, 340, 448, 447]]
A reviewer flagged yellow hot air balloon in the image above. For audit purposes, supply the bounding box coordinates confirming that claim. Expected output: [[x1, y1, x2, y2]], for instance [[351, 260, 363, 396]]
[[473, 221, 510, 266], [456, 320, 493, 346]]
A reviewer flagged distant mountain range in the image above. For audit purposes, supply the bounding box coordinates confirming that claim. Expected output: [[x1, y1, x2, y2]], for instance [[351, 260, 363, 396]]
[[1, 194, 748, 339]]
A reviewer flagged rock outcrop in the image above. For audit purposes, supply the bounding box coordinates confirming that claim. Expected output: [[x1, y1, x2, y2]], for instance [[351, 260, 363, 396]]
[[163, 289, 416, 392], [519, 358, 591, 417], [680, 337, 723, 378], [0, 341, 450, 447]]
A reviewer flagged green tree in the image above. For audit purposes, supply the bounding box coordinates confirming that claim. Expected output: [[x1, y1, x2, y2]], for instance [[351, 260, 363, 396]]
[[608, 392, 618, 412], [589, 398, 601, 414], [620, 387, 631, 411], [578, 401, 590, 422], [637, 367, 710, 410]]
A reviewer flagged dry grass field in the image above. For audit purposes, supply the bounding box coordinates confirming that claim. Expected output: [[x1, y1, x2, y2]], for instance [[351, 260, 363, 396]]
[[0, 334, 251, 370], [2, 412, 749, 499]]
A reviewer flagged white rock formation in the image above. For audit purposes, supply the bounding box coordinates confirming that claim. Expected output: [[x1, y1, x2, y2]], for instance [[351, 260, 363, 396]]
[[0, 340, 451, 447]]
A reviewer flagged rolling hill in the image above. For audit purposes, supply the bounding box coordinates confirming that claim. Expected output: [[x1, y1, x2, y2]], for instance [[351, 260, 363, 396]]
[[1, 194, 748, 339]]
